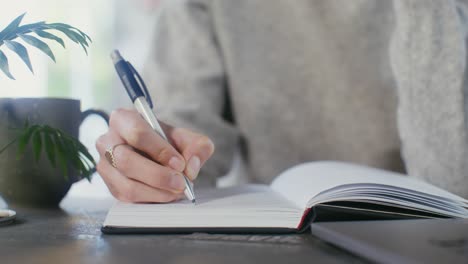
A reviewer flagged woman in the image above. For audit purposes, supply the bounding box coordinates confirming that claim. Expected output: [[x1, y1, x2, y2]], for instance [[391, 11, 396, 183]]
[[96, 0, 468, 202]]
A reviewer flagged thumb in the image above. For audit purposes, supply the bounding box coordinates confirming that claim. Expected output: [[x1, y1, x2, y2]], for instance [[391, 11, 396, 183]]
[[165, 126, 215, 180]]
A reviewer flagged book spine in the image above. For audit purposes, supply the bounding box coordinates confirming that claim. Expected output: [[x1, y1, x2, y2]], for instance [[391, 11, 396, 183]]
[[296, 208, 313, 233]]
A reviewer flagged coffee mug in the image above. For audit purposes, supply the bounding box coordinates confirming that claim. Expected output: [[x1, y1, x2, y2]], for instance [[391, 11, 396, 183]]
[[0, 97, 108, 207]]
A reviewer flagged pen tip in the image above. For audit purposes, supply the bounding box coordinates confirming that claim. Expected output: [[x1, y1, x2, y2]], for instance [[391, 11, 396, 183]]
[[192, 199, 196, 205]]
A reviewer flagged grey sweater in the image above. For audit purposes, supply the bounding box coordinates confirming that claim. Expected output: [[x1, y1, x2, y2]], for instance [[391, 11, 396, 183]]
[[144, 0, 468, 197]]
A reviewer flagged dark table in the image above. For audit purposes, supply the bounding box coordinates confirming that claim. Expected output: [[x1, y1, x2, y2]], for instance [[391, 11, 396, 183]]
[[0, 196, 365, 264]]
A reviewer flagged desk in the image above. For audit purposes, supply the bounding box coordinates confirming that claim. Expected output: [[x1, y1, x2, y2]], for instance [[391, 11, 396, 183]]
[[0, 197, 365, 264]]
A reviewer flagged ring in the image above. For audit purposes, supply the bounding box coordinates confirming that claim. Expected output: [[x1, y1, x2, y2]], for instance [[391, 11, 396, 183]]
[[105, 143, 127, 168]]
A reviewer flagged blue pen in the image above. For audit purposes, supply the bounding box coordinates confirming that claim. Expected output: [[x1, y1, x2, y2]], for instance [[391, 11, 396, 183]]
[[111, 50, 196, 204]]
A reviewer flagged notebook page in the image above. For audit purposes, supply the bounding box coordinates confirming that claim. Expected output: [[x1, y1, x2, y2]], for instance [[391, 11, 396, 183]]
[[104, 185, 303, 229], [271, 161, 466, 209], [313, 184, 466, 210]]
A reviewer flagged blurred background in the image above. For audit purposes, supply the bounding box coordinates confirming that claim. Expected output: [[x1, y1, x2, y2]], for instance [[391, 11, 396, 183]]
[[0, 0, 162, 201]]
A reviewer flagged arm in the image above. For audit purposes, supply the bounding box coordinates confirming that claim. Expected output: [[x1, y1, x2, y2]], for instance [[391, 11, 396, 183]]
[[95, 0, 238, 203], [391, 0, 468, 197], [143, 0, 239, 187]]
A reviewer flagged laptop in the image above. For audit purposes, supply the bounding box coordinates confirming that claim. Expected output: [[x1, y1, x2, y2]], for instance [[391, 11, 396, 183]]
[[311, 219, 468, 264]]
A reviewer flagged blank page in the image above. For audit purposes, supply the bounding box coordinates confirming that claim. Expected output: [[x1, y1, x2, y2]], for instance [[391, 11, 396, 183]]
[[271, 161, 467, 209], [103, 185, 303, 229]]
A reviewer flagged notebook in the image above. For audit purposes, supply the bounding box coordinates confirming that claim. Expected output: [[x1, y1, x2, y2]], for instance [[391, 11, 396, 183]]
[[101, 161, 468, 234]]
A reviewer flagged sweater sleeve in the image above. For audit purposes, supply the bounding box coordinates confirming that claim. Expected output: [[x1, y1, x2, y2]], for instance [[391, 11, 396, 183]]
[[142, 0, 239, 187], [391, 0, 468, 197]]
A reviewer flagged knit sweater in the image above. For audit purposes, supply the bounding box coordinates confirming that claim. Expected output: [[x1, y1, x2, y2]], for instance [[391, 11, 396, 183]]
[[143, 0, 468, 197]]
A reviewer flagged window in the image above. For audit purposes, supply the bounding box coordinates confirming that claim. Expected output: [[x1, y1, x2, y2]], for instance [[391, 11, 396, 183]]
[[0, 0, 159, 200]]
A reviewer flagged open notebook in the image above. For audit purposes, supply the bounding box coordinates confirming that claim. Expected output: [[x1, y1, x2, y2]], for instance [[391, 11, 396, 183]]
[[102, 161, 468, 234]]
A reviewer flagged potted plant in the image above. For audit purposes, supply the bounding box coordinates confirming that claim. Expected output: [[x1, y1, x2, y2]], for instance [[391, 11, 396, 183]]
[[0, 13, 107, 207]]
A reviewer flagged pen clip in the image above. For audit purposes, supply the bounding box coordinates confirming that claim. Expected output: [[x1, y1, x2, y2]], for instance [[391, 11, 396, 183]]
[[128, 62, 153, 109]]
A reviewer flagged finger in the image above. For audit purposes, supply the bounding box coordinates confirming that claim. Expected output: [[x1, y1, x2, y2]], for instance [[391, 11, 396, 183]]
[[97, 159, 179, 203], [111, 143, 187, 194], [96, 129, 186, 194], [109, 108, 186, 172], [95, 130, 125, 158], [168, 127, 215, 180]]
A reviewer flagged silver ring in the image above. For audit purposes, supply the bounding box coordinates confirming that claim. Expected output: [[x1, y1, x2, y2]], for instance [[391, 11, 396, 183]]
[[105, 143, 127, 168]]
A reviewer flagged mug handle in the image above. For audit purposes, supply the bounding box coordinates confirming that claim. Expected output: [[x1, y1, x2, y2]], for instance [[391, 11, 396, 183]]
[[81, 109, 109, 125], [80, 109, 109, 175]]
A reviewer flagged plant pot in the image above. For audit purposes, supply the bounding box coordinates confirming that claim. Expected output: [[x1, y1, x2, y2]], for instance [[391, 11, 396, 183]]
[[0, 98, 108, 208]]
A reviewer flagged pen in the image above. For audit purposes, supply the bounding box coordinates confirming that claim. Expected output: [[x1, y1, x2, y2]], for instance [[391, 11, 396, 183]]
[[111, 50, 196, 204]]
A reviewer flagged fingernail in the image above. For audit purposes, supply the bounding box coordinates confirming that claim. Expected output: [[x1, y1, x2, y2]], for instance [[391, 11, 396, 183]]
[[170, 173, 186, 191], [187, 156, 200, 180], [169, 156, 185, 172]]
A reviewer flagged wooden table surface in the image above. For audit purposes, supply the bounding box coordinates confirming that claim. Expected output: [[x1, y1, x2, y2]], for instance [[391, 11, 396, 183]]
[[0, 197, 366, 264]]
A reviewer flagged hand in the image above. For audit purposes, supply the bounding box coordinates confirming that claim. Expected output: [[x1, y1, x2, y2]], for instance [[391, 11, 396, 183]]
[[95, 108, 215, 203]]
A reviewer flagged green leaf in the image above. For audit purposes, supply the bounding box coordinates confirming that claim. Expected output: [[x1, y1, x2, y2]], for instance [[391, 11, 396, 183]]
[[47, 24, 82, 43], [0, 14, 91, 79], [77, 159, 87, 176], [72, 148, 86, 175], [45, 24, 89, 54], [34, 29, 65, 48], [0, 13, 25, 41], [19, 34, 56, 62], [17, 125, 39, 157], [43, 132, 56, 167], [63, 137, 81, 169], [4, 40, 33, 73], [79, 42, 88, 55], [13, 22, 47, 37], [65, 134, 95, 181], [47, 23, 91, 41], [53, 133, 69, 179], [32, 129, 43, 161], [79, 154, 92, 171], [0, 50, 15, 79], [8, 122, 96, 181], [76, 141, 94, 166], [78, 154, 93, 181]]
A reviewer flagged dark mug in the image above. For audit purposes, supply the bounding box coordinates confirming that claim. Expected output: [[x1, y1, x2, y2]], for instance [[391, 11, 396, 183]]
[[0, 98, 108, 207]]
